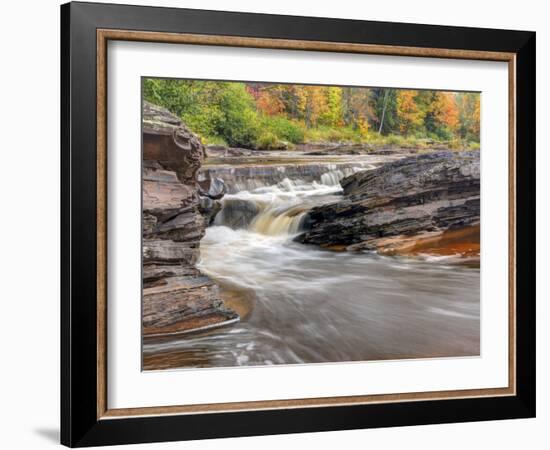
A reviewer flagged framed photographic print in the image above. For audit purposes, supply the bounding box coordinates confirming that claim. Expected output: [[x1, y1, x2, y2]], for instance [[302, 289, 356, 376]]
[[60, 1, 536, 447]]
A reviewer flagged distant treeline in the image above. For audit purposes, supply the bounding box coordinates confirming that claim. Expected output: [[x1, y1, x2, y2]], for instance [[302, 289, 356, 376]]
[[143, 78, 480, 150]]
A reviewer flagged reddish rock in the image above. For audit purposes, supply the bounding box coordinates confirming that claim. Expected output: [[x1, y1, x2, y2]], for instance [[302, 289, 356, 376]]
[[296, 151, 480, 261], [142, 102, 238, 339]]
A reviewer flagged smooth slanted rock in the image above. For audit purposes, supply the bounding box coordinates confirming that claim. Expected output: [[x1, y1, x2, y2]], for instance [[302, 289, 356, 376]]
[[142, 102, 238, 338], [296, 151, 480, 259]]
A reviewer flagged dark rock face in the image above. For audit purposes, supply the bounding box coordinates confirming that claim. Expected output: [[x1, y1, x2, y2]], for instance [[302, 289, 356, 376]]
[[142, 102, 238, 338], [296, 151, 480, 255], [199, 176, 227, 200]]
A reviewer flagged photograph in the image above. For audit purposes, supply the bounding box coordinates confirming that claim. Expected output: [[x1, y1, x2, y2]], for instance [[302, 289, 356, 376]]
[[56, 1, 536, 446], [141, 78, 482, 370]]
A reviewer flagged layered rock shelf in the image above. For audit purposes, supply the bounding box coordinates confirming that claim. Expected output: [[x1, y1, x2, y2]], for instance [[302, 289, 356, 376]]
[[142, 102, 238, 338], [296, 151, 480, 260], [199, 162, 373, 193]]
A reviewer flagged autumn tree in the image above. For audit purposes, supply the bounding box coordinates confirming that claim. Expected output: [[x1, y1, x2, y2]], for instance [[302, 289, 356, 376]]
[[472, 97, 480, 138], [143, 78, 481, 149], [340, 87, 374, 135], [434, 92, 459, 131], [396, 90, 424, 135], [254, 86, 285, 116], [456, 93, 481, 141], [303, 86, 329, 126], [319, 86, 344, 127], [415, 91, 460, 139]]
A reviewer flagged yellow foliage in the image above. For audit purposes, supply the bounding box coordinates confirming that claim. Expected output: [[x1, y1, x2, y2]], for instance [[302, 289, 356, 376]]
[[357, 117, 370, 137], [397, 90, 424, 135]]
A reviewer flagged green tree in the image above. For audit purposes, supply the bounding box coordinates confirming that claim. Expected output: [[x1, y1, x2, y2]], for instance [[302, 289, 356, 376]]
[[372, 88, 398, 135], [143, 78, 479, 148]]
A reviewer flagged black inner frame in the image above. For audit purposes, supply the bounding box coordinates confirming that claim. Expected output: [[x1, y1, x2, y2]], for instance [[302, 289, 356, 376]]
[[61, 2, 536, 447]]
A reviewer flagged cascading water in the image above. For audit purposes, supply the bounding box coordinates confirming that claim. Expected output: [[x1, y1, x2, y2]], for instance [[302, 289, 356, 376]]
[[199, 159, 378, 193], [214, 174, 343, 236], [143, 159, 480, 370], [249, 205, 307, 236], [320, 165, 365, 186]]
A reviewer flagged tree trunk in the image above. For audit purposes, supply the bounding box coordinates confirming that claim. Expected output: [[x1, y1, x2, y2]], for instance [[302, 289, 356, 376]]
[[378, 89, 390, 134]]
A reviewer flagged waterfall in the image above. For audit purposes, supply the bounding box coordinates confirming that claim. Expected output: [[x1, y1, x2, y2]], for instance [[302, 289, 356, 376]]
[[210, 164, 374, 237], [320, 170, 344, 186], [199, 162, 377, 193], [213, 176, 342, 237], [249, 205, 307, 236], [320, 166, 368, 186], [213, 197, 307, 236]]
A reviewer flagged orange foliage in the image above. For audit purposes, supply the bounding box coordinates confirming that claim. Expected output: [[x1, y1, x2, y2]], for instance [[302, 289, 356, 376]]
[[255, 89, 285, 116], [301, 86, 329, 126], [434, 92, 459, 130], [472, 96, 480, 136], [397, 90, 424, 134]]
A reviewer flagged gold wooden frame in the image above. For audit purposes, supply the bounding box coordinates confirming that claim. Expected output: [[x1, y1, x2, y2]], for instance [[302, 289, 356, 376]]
[[96, 29, 516, 420]]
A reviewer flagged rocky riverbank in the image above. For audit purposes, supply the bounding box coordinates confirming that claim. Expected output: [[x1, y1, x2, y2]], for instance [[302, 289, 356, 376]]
[[296, 151, 480, 262], [142, 102, 238, 339], [206, 140, 461, 158], [141, 102, 480, 344]]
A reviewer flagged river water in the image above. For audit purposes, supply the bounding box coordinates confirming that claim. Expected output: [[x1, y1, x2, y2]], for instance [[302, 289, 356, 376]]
[[143, 155, 480, 370]]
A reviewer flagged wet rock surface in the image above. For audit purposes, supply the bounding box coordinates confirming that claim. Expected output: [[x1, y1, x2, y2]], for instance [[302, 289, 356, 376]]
[[199, 160, 387, 194], [296, 151, 480, 258], [142, 102, 238, 338]]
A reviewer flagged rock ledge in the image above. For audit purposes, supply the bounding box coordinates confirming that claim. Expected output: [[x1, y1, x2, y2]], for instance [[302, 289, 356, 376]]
[[142, 102, 238, 338], [296, 151, 480, 259]]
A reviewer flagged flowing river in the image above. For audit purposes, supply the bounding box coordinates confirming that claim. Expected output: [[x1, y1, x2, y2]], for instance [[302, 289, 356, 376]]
[[143, 154, 480, 370]]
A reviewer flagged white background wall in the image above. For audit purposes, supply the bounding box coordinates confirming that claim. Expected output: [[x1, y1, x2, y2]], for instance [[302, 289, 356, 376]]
[[0, 0, 546, 448]]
